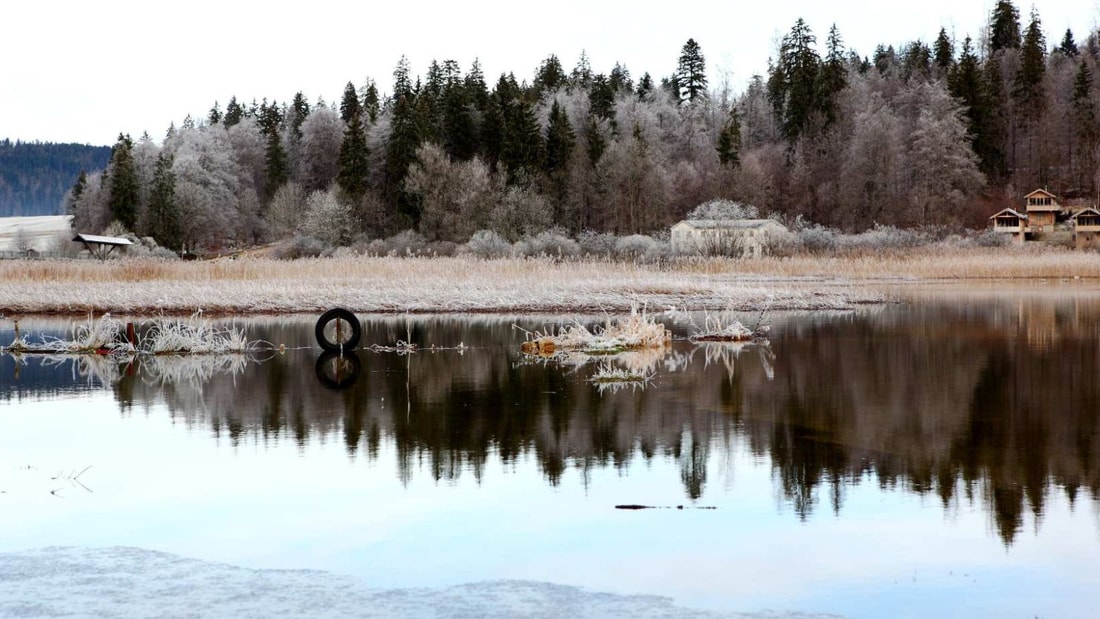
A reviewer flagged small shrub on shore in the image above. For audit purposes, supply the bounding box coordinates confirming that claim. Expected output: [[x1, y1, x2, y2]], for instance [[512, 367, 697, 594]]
[[515, 230, 580, 258], [272, 235, 326, 259], [577, 231, 618, 258], [466, 229, 512, 258]]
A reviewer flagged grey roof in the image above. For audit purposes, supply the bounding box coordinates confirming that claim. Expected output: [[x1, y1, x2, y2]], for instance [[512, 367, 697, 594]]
[[72, 233, 133, 246], [674, 219, 784, 230], [989, 208, 1027, 220]]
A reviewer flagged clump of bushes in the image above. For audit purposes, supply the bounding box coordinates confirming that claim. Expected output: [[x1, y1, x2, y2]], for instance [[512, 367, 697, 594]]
[[514, 230, 580, 258], [466, 230, 512, 259]]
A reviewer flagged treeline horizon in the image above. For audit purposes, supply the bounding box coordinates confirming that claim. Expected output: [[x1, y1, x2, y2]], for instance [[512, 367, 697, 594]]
[[63, 0, 1100, 252], [0, 140, 111, 217]]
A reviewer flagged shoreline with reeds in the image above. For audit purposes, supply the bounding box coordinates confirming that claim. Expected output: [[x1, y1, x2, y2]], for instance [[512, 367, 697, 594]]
[[2, 248, 1099, 317]]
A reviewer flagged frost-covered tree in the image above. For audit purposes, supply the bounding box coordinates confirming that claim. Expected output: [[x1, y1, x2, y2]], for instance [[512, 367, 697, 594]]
[[490, 184, 553, 241], [405, 143, 495, 242], [687, 198, 758, 220], [297, 106, 342, 192], [839, 93, 905, 229], [267, 182, 306, 239], [905, 83, 985, 225], [299, 189, 355, 246]]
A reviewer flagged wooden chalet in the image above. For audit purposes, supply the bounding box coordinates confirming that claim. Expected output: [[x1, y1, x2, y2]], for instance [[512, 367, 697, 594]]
[[1072, 207, 1100, 250], [1023, 189, 1061, 234], [990, 189, 1070, 242], [989, 208, 1027, 244]]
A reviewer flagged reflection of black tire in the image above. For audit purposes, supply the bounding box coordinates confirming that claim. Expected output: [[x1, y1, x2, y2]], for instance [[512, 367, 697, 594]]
[[315, 351, 362, 390], [315, 308, 362, 351]]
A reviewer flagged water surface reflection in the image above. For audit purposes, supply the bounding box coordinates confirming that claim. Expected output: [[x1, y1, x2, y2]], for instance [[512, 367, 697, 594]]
[[4, 300, 1099, 549]]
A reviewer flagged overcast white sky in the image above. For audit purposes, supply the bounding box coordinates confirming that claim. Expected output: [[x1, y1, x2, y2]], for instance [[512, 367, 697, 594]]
[[3, 0, 1098, 146]]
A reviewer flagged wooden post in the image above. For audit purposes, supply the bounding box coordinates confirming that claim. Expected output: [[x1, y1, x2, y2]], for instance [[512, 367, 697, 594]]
[[126, 322, 136, 346]]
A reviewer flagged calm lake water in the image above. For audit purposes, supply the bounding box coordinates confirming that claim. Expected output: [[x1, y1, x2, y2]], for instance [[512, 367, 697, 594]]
[[2, 292, 1100, 617]]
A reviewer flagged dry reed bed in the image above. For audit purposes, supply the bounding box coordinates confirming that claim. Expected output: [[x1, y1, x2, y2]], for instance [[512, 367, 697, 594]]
[[0, 256, 887, 316], [684, 246, 1100, 279], [15, 246, 1094, 316]]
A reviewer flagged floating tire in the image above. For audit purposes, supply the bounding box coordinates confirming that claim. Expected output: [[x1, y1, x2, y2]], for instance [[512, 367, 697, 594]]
[[315, 308, 362, 351], [315, 351, 362, 390]]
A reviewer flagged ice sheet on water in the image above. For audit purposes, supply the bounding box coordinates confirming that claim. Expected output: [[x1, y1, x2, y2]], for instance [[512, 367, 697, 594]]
[[0, 547, 841, 618]]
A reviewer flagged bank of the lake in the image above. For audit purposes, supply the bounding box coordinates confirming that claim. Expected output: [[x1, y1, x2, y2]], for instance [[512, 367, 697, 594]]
[[1, 246, 1098, 316]]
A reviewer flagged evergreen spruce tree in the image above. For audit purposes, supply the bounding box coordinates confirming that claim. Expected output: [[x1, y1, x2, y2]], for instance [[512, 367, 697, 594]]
[[589, 74, 616, 129], [635, 73, 654, 99], [464, 59, 490, 111], [442, 72, 477, 160], [768, 19, 820, 142], [717, 106, 742, 168], [1059, 29, 1080, 57], [570, 51, 593, 90], [224, 97, 244, 127], [544, 99, 575, 176], [1073, 59, 1097, 190], [339, 82, 360, 124], [146, 152, 182, 251], [1013, 8, 1046, 120], [290, 92, 311, 139], [385, 58, 422, 224], [676, 38, 708, 103], [207, 101, 222, 126], [533, 54, 567, 96], [338, 82, 370, 204], [107, 133, 139, 231], [817, 25, 847, 126], [609, 63, 633, 93], [989, 0, 1021, 53], [544, 99, 576, 220], [933, 28, 954, 73], [501, 92, 545, 184], [362, 80, 380, 123]]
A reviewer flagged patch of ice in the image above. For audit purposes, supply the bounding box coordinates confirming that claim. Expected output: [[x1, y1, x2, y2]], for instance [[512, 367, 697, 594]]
[[0, 547, 842, 618]]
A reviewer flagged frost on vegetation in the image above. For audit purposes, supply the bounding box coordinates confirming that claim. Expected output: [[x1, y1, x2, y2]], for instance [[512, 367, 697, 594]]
[[687, 198, 759, 220], [588, 363, 655, 393], [514, 230, 580, 259], [666, 307, 771, 343], [519, 305, 671, 357], [2, 312, 264, 356], [466, 229, 512, 259]]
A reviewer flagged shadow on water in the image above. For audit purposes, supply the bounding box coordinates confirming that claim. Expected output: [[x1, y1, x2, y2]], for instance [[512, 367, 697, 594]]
[[4, 299, 1100, 546]]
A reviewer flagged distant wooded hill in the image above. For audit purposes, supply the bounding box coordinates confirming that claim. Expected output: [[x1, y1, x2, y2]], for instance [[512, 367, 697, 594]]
[[0, 140, 111, 216]]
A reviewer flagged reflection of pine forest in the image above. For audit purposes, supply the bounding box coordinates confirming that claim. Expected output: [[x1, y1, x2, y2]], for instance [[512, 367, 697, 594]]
[[61, 1, 1100, 251], [31, 303, 1096, 547]]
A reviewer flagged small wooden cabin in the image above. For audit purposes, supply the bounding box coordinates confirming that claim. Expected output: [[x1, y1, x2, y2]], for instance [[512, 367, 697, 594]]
[[671, 219, 790, 258], [1023, 188, 1061, 234], [1072, 207, 1100, 250], [989, 208, 1028, 244]]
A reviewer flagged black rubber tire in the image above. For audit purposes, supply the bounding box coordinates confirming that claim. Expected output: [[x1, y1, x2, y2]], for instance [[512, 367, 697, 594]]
[[315, 351, 362, 390], [315, 308, 362, 351]]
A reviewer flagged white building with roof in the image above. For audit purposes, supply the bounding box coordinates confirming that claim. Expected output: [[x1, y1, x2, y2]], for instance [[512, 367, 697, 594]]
[[670, 219, 790, 258]]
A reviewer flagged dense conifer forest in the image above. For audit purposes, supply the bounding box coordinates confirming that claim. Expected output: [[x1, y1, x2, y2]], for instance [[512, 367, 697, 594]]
[[0, 140, 110, 216], [46, 1, 1100, 251]]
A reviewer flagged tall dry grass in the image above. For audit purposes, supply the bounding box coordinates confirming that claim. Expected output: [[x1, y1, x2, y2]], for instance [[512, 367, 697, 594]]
[[0, 247, 1093, 316]]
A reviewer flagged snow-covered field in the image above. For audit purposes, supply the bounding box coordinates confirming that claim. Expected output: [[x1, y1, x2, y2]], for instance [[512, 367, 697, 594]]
[[0, 216, 72, 252], [0, 547, 834, 618]]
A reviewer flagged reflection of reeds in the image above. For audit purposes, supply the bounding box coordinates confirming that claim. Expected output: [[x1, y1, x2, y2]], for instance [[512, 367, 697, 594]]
[[140, 354, 257, 387], [33, 352, 129, 386]]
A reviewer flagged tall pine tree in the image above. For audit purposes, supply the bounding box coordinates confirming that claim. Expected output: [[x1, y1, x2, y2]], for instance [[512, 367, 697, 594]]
[[676, 38, 708, 104], [146, 152, 182, 251], [338, 82, 370, 204], [107, 133, 139, 231]]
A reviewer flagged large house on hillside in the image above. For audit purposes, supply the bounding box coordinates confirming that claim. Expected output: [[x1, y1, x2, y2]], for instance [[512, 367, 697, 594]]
[[989, 189, 1099, 248], [670, 219, 790, 258]]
